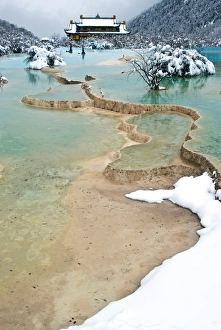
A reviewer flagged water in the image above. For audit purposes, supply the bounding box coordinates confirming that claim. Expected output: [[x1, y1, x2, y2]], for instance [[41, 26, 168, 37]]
[[70, 47, 221, 172], [113, 111, 193, 169], [0, 50, 126, 291], [1, 47, 220, 250], [0, 47, 221, 329]]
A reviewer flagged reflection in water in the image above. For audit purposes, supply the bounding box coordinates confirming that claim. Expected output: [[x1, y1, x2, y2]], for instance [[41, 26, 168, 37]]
[[141, 89, 170, 104], [168, 75, 209, 92], [25, 68, 54, 85], [141, 75, 209, 104], [25, 68, 40, 84], [81, 46, 86, 60]]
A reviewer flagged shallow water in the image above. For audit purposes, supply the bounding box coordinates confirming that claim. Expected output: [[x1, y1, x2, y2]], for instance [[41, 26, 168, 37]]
[[113, 111, 193, 169], [1, 48, 220, 242], [0, 48, 221, 327], [39, 47, 221, 173], [72, 47, 221, 172], [0, 51, 126, 287]]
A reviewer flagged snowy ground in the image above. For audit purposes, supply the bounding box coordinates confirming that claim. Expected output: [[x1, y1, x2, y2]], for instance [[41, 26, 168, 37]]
[[61, 172, 221, 330]]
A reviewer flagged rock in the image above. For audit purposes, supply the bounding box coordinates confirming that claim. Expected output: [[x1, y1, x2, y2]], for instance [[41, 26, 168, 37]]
[[85, 75, 96, 81], [0, 76, 8, 84]]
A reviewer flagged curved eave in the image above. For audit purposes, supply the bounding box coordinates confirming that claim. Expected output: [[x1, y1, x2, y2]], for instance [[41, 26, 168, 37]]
[[75, 23, 121, 28], [65, 30, 130, 35]]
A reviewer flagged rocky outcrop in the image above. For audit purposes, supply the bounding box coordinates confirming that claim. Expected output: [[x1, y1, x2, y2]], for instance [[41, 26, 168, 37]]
[[85, 75, 96, 81], [53, 74, 82, 85]]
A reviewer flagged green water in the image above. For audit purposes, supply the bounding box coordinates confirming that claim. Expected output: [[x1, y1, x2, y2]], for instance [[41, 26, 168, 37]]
[[113, 111, 193, 169], [0, 51, 126, 286], [50, 48, 221, 175], [1, 47, 221, 330], [0, 47, 221, 306], [1, 49, 220, 237], [70, 47, 221, 173]]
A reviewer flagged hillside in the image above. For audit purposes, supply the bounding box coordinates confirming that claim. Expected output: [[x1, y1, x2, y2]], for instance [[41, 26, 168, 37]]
[[1, 0, 221, 55], [0, 19, 40, 55], [127, 0, 221, 47]]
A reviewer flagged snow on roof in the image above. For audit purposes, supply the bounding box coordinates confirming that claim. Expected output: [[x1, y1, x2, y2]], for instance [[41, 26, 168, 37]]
[[65, 14, 129, 39], [76, 18, 119, 27]]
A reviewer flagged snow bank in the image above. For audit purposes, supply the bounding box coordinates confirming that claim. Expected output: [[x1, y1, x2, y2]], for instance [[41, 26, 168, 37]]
[[25, 45, 66, 70], [61, 172, 221, 330]]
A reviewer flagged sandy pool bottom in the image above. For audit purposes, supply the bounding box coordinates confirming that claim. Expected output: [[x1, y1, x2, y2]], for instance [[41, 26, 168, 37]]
[[0, 152, 201, 330]]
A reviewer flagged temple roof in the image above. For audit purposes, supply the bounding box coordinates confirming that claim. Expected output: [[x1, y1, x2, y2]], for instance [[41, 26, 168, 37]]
[[64, 14, 130, 40]]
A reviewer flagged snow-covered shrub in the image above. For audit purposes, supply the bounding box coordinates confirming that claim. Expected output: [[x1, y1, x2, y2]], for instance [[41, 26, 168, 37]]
[[24, 45, 38, 63], [166, 46, 215, 76], [128, 44, 215, 90], [86, 38, 114, 50], [0, 46, 6, 57], [24, 45, 66, 70], [0, 74, 8, 84]]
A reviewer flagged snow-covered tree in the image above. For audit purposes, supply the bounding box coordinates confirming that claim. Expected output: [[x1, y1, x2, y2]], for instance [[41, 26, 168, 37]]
[[0, 19, 40, 56], [128, 0, 221, 47], [128, 49, 169, 90], [24, 46, 66, 70], [128, 44, 215, 90]]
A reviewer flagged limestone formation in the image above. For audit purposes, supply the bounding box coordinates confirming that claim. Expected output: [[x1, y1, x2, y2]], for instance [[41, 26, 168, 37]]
[[20, 78, 220, 187]]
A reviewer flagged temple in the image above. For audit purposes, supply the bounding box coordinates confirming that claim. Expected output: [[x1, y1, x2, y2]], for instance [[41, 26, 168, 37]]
[[64, 14, 130, 40]]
